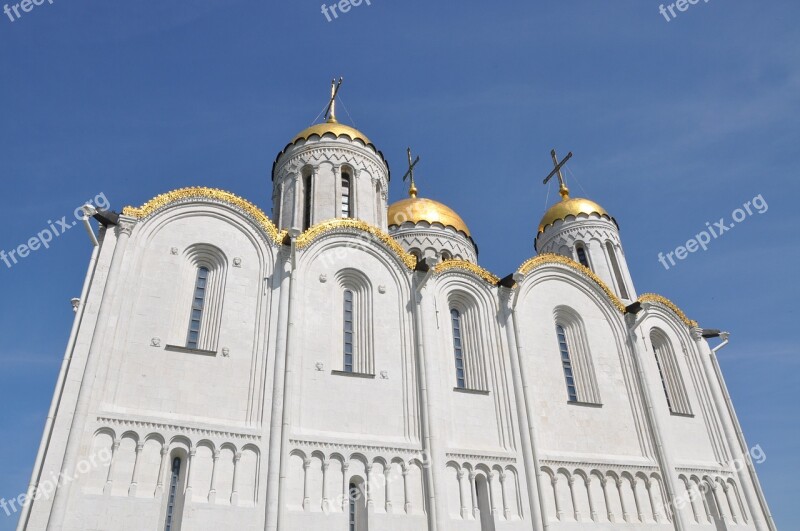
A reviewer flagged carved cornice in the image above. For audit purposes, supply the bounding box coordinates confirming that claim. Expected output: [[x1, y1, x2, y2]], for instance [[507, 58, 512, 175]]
[[433, 259, 500, 285], [446, 452, 517, 464], [638, 293, 698, 327], [295, 218, 417, 270], [676, 466, 735, 479], [517, 253, 626, 312], [539, 458, 659, 474], [122, 187, 285, 244], [97, 416, 261, 442], [289, 438, 422, 456]]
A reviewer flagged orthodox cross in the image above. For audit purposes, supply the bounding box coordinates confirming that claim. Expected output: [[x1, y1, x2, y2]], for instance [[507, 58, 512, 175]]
[[543, 149, 573, 200], [402, 147, 421, 197], [324, 77, 343, 123]]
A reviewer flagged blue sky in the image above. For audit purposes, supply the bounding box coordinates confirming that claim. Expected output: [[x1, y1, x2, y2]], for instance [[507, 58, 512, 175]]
[[0, 0, 797, 528]]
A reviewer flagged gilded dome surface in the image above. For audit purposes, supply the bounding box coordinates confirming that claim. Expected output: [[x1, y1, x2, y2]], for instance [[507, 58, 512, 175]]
[[388, 196, 471, 237], [538, 197, 611, 234], [292, 121, 372, 146]]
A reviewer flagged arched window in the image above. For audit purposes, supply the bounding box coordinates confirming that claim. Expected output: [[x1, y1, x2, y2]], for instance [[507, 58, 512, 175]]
[[186, 266, 210, 349], [451, 309, 466, 389], [336, 271, 374, 376], [348, 477, 368, 531], [650, 330, 692, 415], [341, 171, 352, 218], [343, 289, 355, 373], [302, 173, 312, 231], [606, 241, 629, 299], [449, 300, 488, 392], [575, 242, 590, 268], [554, 308, 602, 404], [441, 250, 452, 262], [163, 456, 185, 531], [476, 474, 496, 531], [556, 324, 578, 402]]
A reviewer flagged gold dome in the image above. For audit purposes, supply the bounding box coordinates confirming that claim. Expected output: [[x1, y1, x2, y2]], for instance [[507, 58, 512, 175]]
[[292, 120, 372, 146], [538, 196, 612, 234], [388, 194, 471, 237]]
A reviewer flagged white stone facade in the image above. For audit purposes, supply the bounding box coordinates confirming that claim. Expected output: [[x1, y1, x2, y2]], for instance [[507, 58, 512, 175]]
[[19, 128, 774, 531]]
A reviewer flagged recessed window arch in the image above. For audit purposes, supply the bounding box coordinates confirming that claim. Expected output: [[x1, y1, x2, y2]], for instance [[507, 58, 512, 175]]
[[162, 449, 188, 531], [606, 240, 629, 299], [650, 328, 692, 415], [553, 306, 601, 404], [448, 293, 489, 392], [179, 245, 227, 352], [341, 167, 353, 218], [302, 170, 313, 231], [336, 270, 374, 375], [575, 242, 590, 268], [348, 475, 368, 530], [441, 250, 452, 262]]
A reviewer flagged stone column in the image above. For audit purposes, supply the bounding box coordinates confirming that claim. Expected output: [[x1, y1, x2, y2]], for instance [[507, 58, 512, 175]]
[[568, 476, 581, 521], [488, 471, 498, 515], [302, 458, 311, 511], [321, 460, 330, 513], [402, 465, 411, 514], [631, 477, 644, 522], [155, 447, 169, 497], [103, 439, 121, 496], [365, 464, 374, 513], [128, 441, 144, 497], [208, 450, 220, 504], [469, 471, 479, 519], [384, 466, 392, 514], [230, 452, 242, 506], [586, 476, 598, 522], [551, 475, 563, 521], [500, 471, 511, 520], [184, 449, 196, 501], [457, 470, 469, 518], [600, 477, 614, 523], [341, 463, 350, 512]]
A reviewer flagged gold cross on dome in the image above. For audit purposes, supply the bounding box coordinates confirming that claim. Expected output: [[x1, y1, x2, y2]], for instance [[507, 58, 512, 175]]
[[402, 147, 421, 198], [324, 77, 343, 123], [543, 148, 573, 200]]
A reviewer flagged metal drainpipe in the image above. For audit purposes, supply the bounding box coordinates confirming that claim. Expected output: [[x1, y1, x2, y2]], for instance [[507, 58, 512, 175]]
[[706, 335, 775, 531], [626, 307, 688, 531], [506, 273, 547, 531], [411, 259, 441, 531], [17, 235, 101, 531]]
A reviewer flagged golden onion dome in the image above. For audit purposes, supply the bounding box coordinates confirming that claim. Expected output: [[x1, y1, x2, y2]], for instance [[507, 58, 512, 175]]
[[388, 186, 471, 237], [292, 119, 372, 146], [538, 195, 613, 234]]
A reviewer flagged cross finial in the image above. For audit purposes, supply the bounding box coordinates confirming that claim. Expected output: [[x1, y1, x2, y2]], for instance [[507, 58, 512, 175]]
[[543, 148, 573, 201], [402, 147, 421, 198], [325, 77, 343, 123]]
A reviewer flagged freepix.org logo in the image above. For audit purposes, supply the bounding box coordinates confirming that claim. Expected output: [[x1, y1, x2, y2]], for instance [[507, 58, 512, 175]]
[[0, 193, 110, 270], [3, 0, 55, 23]]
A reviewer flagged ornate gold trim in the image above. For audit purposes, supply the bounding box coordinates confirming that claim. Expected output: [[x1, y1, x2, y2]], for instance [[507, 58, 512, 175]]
[[122, 187, 285, 244], [516, 253, 626, 313], [638, 293, 698, 327], [294, 218, 416, 270], [433, 259, 500, 285]]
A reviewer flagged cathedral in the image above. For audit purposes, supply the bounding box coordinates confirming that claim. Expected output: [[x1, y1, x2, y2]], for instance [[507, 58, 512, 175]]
[[19, 84, 774, 531]]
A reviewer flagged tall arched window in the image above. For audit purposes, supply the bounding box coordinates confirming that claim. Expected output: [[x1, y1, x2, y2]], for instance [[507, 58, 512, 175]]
[[606, 241, 629, 299], [556, 324, 578, 402], [336, 270, 374, 376], [348, 477, 368, 530], [163, 456, 185, 531], [343, 289, 355, 373], [553, 308, 602, 404], [451, 309, 466, 389], [186, 266, 210, 349], [449, 299, 488, 392], [575, 242, 590, 268], [650, 329, 692, 415], [341, 171, 352, 218], [302, 173, 312, 231]]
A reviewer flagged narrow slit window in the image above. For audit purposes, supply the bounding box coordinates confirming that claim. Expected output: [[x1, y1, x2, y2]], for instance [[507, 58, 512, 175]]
[[164, 457, 182, 531], [302, 174, 312, 231], [451, 309, 466, 389], [606, 241, 629, 299], [556, 324, 578, 402], [186, 267, 210, 349], [341, 172, 352, 218], [575, 243, 590, 268], [343, 289, 354, 373]]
